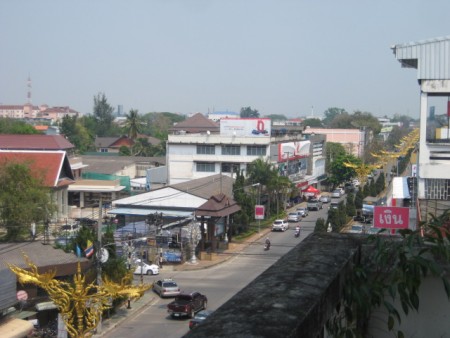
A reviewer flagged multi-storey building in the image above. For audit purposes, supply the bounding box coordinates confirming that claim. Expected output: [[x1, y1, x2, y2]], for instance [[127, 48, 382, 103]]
[[392, 35, 450, 221], [0, 104, 79, 122], [166, 114, 326, 189]]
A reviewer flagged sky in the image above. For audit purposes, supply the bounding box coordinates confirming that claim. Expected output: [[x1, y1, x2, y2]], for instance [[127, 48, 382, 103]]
[[1, 0, 449, 119]]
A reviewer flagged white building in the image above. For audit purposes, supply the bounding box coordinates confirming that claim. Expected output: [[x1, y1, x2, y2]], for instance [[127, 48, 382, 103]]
[[167, 115, 325, 189], [392, 35, 450, 220]]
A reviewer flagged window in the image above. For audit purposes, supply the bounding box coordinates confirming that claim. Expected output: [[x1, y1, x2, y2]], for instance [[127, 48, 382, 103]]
[[247, 146, 266, 156], [196, 162, 215, 172], [221, 163, 240, 173], [222, 145, 240, 155], [197, 145, 215, 154]]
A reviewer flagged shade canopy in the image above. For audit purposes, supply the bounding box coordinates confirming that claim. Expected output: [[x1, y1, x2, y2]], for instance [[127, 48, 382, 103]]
[[302, 186, 320, 194]]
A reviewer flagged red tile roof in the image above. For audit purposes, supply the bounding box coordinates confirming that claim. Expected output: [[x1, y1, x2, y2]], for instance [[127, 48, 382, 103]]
[[0, 134, 74, 150], [0, 150, 74, 187]]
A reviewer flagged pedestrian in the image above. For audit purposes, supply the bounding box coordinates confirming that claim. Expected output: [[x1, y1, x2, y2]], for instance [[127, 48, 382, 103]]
[[159, 255, 163, 269]]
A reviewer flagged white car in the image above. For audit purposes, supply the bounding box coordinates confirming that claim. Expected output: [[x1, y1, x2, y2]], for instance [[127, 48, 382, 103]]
[[331, 189, 342, 198], [287, 212, 300, 222], [272, 219, 289, 231], [134, 260, 159, 275]]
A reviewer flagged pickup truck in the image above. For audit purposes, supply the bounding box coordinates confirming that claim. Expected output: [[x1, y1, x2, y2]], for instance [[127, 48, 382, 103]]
[[167, 291, 208, 318], [307, 198, 323, 211]]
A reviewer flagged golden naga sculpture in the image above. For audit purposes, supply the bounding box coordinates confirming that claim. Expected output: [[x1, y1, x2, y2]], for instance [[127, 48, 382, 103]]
[[8, 254, 151, 338], [343, 161, 380, 186]]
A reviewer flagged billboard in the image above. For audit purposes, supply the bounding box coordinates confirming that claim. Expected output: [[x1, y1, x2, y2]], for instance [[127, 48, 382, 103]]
[[373, 206, 409, 229], [220, 118, 271, 137], [278, 141, 310, 161], [255, 205, 265, 220]]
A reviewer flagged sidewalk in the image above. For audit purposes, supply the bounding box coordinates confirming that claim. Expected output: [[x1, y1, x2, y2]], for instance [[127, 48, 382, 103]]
[[93, 228, 271, 337]]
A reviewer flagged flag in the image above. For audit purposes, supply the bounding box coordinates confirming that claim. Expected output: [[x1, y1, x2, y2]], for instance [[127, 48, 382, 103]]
[[76, 244, 82, 258], [85, 240, 94, 258]]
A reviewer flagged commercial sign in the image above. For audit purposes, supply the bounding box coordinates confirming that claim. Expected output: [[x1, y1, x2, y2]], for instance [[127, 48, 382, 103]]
[[278, 141, 310, 161], [255, 205, 265, 220], [220, 118, 271, 136], [373, 206, 409, 229]]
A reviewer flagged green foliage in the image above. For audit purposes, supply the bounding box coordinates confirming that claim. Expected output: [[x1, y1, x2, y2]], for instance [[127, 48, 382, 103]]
[[326, 212, 450, 337], [314, 218, 327, 233], [329, 154, 360, 187], [322, 107, 347, 126], [346, 193, 356, 217], [119, 145, 131, 156], [240, 106, 259, 118], [93, 92, 116, 137], [59, 115, 94, 153], [123, 109, 141, 140], [0, 118, 39, 134], [302, 118, 323, 128], [0, 162, 55, 241], [355, 190, 364, 210], [375, 172, 385, 195], [265, 114, 287, 120]]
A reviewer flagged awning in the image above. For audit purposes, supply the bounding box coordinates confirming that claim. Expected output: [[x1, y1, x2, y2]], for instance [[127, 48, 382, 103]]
[[392, 177, 411, 199], [10, 310, 37, 320], [35, 301, 57, 311], [108, 208, 193, 217]]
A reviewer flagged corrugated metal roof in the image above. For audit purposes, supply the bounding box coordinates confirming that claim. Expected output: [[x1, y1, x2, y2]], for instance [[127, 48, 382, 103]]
[[392, 35, 450, 79], [392, 177, 411, 199]]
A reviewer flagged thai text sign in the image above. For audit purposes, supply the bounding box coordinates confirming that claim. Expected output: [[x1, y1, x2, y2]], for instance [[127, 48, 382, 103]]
[[255, 205, 265, 220], [373, 206, 409, 229]]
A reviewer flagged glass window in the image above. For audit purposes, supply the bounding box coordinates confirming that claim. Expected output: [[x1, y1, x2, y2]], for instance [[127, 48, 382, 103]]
[[197, 145, 215, 154], [221, 145, 240, 155], [247, 146, 266, 156], [221, 163, 240, 173], [196, 162, 215, 172]]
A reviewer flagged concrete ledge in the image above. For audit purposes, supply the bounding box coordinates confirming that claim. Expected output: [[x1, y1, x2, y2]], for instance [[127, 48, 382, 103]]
[[184, 232, 364, 338]]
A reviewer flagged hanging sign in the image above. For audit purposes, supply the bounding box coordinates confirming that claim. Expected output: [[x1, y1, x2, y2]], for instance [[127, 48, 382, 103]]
[[373, 206, 409, 229]]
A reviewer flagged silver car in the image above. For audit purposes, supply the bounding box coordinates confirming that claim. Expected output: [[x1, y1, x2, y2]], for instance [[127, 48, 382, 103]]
[[153, 278, 181, 298]]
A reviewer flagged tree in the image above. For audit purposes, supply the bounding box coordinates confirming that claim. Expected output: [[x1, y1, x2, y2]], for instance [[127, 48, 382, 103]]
[[326, 142, 347, 173], [240, 106, 259, 118], [59, 115, 94, 153], [302, 118, 323, 128], [346, 192, 356, 217], [265, 114, 287, 121], [314, 218, 327, 233], [355, 189, 364, 210], [0, 118, 39, 134], [328, 154, 360, 188], [124, 109, 141, 140], [0, 162, 55, 241], [93, 92, 115, 137], [322, 107, 347, 126]]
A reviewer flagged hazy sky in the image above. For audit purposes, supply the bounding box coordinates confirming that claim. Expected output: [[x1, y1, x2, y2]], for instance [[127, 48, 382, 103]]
[[1, 1, 449, 119]]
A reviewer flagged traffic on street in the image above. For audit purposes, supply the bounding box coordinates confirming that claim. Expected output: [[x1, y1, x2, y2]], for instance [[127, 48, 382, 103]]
[[103, 200, 336, 338]]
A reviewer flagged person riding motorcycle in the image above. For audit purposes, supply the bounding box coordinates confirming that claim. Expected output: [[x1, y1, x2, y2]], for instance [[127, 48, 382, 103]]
[[295, 225, 300, 237], [265, 237, 271, 249]]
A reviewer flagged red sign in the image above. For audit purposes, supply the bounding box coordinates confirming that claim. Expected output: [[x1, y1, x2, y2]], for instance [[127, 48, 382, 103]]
[[373, 206, 409, 229], [255, 205, 265, 220]]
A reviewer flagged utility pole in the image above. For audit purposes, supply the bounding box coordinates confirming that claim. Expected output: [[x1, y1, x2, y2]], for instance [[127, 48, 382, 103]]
[[96, 194, 103, 334]]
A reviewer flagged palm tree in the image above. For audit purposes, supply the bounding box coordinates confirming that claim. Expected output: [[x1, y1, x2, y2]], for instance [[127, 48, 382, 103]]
[[124, 109, 141, 140]]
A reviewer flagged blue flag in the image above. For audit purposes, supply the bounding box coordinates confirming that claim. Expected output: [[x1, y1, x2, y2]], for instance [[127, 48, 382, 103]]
[[76, 244, 82, 258]]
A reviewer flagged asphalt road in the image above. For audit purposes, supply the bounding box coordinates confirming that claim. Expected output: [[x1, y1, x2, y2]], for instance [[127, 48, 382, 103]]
[[103, 203, 332, 338]]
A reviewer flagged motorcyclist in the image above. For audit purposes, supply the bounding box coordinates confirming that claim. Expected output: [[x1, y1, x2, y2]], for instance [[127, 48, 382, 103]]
[[295, 225, 300, 237], [265, 237, 271, 249]]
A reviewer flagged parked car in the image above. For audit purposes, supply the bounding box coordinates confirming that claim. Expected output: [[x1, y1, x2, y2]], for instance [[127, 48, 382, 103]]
[[287, 212, 300, 222], [189, 310, 213, 329], [55, 235, 76, 247], [60, 223, 79, 234], [319, 195, 331, 204], [134, 260, 159, 275], [74, 217, 98, 227], [296, 207, 309, 217], [330, 201, 339, 209], [153, 278, 181, 298], [272, 219, 289, 231], [167, 291, 208, 318]]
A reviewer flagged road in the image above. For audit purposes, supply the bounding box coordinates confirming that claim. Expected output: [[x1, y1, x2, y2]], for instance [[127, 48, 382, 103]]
[[104, 203, 333, 338]]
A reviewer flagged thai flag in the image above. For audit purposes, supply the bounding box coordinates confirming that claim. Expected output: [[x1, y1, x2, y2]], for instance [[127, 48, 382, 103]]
[[85, 240, 94, 258]]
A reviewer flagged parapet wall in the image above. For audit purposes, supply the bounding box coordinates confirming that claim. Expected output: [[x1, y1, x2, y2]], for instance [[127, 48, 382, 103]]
[[184, 232, 364, 338]]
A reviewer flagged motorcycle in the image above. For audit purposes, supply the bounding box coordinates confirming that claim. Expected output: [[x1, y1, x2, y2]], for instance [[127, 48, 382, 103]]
[[294, 229, 300, 238], [264, 241, 271, 251]]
